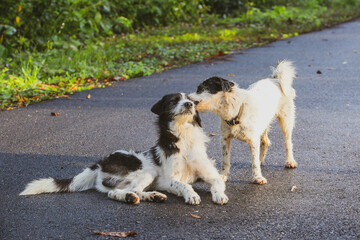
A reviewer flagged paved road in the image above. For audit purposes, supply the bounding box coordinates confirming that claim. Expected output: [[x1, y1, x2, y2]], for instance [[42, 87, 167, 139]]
[[1, 19, 360, 239]]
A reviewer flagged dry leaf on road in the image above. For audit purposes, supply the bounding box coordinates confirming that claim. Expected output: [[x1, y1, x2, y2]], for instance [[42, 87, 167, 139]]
[[190, 213, 202, 219], [92, 230, 137, 238]]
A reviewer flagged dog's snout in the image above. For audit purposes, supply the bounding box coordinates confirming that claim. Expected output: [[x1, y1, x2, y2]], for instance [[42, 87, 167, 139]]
[[184, 102, 193, 108]]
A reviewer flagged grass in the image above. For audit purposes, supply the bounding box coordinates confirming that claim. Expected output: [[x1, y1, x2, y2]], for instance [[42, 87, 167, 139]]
[[1, 3, 360, 110]]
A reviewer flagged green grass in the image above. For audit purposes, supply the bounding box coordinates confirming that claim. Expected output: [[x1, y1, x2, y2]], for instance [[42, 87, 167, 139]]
[[1, 2, 360, 110]]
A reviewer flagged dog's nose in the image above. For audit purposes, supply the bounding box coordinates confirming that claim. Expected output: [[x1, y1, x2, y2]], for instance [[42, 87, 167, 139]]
[[184, 102, 193, 108]]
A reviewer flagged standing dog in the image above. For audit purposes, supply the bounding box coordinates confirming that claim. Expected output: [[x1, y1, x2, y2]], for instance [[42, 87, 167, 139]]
[[189, 60, 297, 184], [20, 93, 228, 205]]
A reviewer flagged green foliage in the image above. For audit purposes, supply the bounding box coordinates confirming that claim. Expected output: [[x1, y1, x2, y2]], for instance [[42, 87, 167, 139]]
[[1, 0, 360, 109], [0, 0, 206, 54]]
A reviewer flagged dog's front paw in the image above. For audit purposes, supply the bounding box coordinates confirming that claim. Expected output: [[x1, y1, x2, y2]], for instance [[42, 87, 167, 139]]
[[125, 193, 140, 204], [254, 176, 268, 185], [185, 193, 201, 205], [151, 192, 167, 203], [285, 160, 297, 168], [212, 192, 229, 205]]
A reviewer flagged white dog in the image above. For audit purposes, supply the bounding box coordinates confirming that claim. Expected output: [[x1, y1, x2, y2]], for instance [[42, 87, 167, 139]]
[[189, 60, 297, 184], [20, 93, 228, 205]]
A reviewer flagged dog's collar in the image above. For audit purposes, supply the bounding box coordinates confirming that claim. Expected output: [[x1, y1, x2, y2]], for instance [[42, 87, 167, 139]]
[[225, 103, 244, 127]]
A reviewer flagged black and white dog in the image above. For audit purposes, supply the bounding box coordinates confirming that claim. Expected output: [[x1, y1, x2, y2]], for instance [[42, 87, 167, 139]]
[[189, 60, 297, 184], [20, 93, 228, 205]]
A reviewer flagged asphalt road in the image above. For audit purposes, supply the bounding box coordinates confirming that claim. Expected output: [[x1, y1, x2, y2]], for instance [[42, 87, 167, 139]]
[[1, 19, 359, 240]]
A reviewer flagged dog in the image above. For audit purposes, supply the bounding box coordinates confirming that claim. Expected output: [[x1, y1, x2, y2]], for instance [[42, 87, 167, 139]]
[[20, 93, 228, 205], [189, 60, 297, 184]]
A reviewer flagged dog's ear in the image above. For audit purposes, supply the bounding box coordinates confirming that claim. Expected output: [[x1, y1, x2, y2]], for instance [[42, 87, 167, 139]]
[[221, 79, 234, 92], [151, 98, 165, 115], [193, 111, 202, 128]]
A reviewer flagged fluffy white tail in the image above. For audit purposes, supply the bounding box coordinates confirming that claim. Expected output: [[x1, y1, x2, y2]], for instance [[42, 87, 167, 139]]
[[272, 60, 296, 97], [19, 167, 98, 195]]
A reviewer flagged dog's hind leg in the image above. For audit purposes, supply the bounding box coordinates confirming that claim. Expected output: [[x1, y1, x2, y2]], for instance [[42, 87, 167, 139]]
[[278, 101, 297, 168], [108, 189, 140, 204], [260, 129, 271, 166], [249, 139, 267, 184], [137, 191, 167, 203], [220, 136, 232, 182]]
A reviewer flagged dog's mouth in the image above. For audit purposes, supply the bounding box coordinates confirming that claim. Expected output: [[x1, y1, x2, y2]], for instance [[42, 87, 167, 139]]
[[195, 101, 209, 113], [180, 108, 194, 115]]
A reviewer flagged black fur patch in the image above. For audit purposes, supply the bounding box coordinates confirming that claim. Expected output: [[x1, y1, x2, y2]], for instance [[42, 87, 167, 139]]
[[102, 178, 118, 188], [196, 76, 234, 94], [98, 152, 142, 175], [150, 147, 161, 166], [90, 164, 99, 170], [157, 121, 180, 158], [151, 93, 182, 116], [192, 111, 202, 127], [54, 178, 72, 192]]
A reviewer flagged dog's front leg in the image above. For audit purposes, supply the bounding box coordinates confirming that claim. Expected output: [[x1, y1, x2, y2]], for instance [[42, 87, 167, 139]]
[[249, 139, 267, 184], [198, 164, 229, 205], [220, 134, 232, 182], [167, 180, 201, 205]]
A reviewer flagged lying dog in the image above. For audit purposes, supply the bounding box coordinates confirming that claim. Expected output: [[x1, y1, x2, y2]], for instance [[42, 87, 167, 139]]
[[20, 93, 228, 205], [189, 60, 297, 184]]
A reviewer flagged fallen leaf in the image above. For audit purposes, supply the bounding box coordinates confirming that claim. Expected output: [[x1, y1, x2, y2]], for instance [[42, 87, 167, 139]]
[[209, 133, 216, 137], [316, 70, 322, 74], [354, 49, 358, 53], [92, 230, 137, 238], [32, 96, 41, 100], [163, 78, 168, 82], [190, 213, 201, 219], [18, 98, 25, 102], [227, 73, 235, 77], [322, 39, 328, 41], [113, 76, 126, 81], [342, 61, 347, 64], [51, 112, 60, 116], [86, 94, 91, 99], [290, 186, 297, 192]]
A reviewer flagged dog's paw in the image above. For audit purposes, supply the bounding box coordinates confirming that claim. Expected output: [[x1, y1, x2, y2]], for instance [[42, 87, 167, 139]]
[[254, 176, 268, 185], [212, 192, 229, 205], [220, 174, 228, 182], [185, 193, 201, 205], [151, 192, 167, 203], [285, 161, 297, 168], [125, 193, 140, 205]]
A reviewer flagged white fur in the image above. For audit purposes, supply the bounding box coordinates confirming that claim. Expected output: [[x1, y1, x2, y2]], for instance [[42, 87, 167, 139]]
[[190, 60, 297, 184], [19, 178, 58, 195], [20, 93, 228, 205]]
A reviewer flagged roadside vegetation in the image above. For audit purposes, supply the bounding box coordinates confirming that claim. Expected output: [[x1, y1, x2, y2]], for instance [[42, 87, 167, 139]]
[[1, 0, 360, 110]]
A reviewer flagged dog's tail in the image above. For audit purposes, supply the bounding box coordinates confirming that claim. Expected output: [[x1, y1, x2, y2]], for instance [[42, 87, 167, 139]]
[[272, 60, 296, 98], [19, 165, 99, 196]]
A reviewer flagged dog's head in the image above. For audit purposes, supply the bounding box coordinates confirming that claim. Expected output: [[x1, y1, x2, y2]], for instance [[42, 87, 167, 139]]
[[151, 93, 201, 127], [189, 76, 235, 114]]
